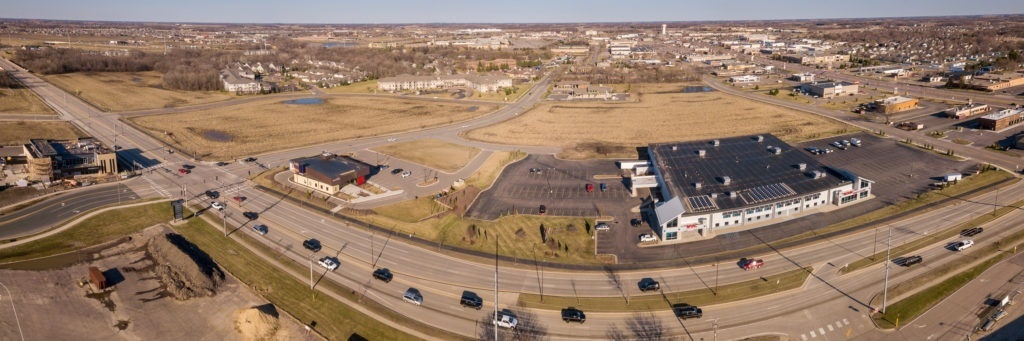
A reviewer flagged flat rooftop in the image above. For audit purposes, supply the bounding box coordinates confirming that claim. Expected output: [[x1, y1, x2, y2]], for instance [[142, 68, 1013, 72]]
[[650, 134, 847, 213], [877, 96, 916, 105], [981, 108, 1024, 121]]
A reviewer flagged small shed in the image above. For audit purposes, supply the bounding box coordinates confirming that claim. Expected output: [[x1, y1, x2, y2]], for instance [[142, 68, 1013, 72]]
[[88, 266, 107, 290], [943, 173, 963, 182]]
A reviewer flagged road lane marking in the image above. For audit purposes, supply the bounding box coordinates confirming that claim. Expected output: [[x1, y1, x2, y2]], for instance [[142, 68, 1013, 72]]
[[843, 318, 850, 325], [835, 321, 842, 329]]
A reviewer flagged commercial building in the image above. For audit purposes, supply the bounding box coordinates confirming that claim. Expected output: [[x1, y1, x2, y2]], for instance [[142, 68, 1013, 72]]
[[789, 73, 815, 82], [377, 73, 512, 93], [799, 81, 858, 98], [968, 72, 1024, 91], [21, 138, 118, 182], [782, 54, 850, 66], [945, 102, 991, 119], [977, 107, 1024, 131], [622, 135, 873, 243], [875, 96, 919, 114], [288, 154, 373, 195], [729, 75, 760, 83]]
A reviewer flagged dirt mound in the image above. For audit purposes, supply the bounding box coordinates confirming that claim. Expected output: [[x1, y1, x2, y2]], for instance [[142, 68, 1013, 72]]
[[235, 304, 280, 341], [147, 233, 224, 300]]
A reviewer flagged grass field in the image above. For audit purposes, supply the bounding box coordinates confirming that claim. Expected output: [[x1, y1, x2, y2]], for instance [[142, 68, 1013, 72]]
[[130, 97, 498, 160], [464, 150, 526, 189], [373, 139, 480, 173], [0, 121, 88, 145], [0, 200, 168, 263], [321, 80, 378, 94], [517, 267, 812, 312], [465, 82, 851, 159], [43, 71, 235, 112], [0, 88, 55, 115]]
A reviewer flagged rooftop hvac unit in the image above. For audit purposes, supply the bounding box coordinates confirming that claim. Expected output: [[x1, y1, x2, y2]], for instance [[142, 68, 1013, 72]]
[[694, 182, 702, 189], [807, 170, 825, 179], [698, 149, 706, 157], [798, 163, 807, 171], [721, 176, 731, 185], [772, 147, 781, 155], [672, 145, 678, 151], [712, 139, 720, 146], [710, 192, 718, 199], [729, 191, 737, 198], [755, 135, 764, 142]]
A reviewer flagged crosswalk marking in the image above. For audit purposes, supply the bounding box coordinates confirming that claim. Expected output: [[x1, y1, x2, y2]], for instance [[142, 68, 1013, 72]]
[[835, 321, 843, 329], [827, 324, 834, 331], [843, 318, 850, 325], [801, 334, 808, 341], [810, 331, 817, 338], [819, 327, 825, 335], [144, 176, 170, 197]]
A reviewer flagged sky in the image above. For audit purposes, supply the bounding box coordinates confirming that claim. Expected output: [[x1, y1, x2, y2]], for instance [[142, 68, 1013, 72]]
[[5, 0, 1024, 24]]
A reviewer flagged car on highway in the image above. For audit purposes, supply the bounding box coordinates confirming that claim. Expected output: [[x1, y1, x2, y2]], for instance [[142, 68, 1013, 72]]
[[639, 234, 657, 243], [402, 288, 423, 305], [961, 227, 984, 237], [391, 168, 404, 175], [178, 168, 190, 174], [561, 307, 586, 323], [638, 278, 660, 292], [372, 268, 393, 283], [210, 201, 224, 210], [493, 310, 518, 329], [318, 257, 339, 271], [953, 239, 974, 251], [902, 255, 923, 267], [251, 224, 268, 235], [242, 211, 258, 220], [215, 161, 229, 166], [232, 196, 245, 203], [243, 157, 257, 162], [205, 190, 219, 199], [459, 291, 483, 310], [741, 258, 765, 270], [600, 183, 607, 191], [302, 239, 322, 252], [401, 170, 411, 178], [595, 223, 610, 231], [585, 183, 594, 192], [673, 304, 703, 319]]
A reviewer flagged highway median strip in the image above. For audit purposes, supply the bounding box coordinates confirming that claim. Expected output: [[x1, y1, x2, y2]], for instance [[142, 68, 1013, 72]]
[[516, 266, 812, 312]]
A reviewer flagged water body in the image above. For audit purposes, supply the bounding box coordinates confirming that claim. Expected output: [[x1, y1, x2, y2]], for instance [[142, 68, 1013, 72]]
[[203, 130, 234, 142], [322, 42, 357, 48], [283, 98, 324, 105], [682, 86, 715, 93]]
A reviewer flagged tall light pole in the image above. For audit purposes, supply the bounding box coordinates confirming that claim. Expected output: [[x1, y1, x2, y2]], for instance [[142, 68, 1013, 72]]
[[882, 225, 892, 314], [309, 252, 314, 290], [494, 237, 498, 341]]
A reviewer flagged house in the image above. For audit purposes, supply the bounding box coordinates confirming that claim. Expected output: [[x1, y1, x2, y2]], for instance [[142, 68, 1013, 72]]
[[289, 154, 373, 195]]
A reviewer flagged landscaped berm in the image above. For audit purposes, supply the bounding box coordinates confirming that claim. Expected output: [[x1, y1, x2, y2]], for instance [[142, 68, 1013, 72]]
[[465, 83, 850, 159], [129, 96, 498, 160]]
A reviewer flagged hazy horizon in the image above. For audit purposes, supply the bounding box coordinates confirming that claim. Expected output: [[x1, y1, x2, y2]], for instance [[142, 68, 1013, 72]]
[[5, 0, 1024, 25]]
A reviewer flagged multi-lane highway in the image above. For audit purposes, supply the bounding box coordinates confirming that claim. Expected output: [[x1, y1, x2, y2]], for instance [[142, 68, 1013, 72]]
[[3, 54, 1024, 339]]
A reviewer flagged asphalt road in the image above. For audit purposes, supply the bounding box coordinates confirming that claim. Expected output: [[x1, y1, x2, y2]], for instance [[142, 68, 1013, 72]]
[[7, 54, 1024, 339], [0, 182, 140, 240]]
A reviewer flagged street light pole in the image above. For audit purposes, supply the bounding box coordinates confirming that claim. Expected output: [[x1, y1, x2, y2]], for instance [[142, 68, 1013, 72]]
[[494, 237, 498, 341], [309, 253, 314, 290], [882, 225, 892, 314]]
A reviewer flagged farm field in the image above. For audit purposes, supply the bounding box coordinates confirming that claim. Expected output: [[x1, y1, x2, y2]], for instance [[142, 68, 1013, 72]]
[[130, 96, 498, 160], [0, 121, 87, 145], [43, 71, 235, 112], [0, 88, 54, 115], [465, 83, 852, 159]]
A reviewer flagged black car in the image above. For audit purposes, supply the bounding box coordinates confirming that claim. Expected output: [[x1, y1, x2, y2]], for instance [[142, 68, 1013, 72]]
[[391, 168, 404, 175], [373, 268, 393, 283], [539, 205, 547, 215], [638, 278, 660, 292], [243, 157, 258, 162], [215, 161, 228, 166], [459, 291, 483, 309], [673, 304, 703, 319], [242, 211, 258, 220], [302, 239, 322, 252], [630, 218, 642, 227], [902, 255, 923, 267], [561, 307, 586, 323], [205, 190, 219, 199], [961, 227, 984, 237]]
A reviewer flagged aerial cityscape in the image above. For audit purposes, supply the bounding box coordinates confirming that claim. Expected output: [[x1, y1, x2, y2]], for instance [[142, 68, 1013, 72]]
[[2, 1, 1024, 340]]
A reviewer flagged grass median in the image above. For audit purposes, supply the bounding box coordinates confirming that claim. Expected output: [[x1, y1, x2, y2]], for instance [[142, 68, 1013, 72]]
[[843, 196, 1024, 274], [0, 200, 168, 263], [517, 267, 812, 312], [176, 213, 471, 341]]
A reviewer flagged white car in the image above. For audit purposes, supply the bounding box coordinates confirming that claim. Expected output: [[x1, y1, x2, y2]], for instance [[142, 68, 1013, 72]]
[[595, 223, 610, 231], [401, 171, 411, 178], [402, 288, 422, 305], [494, 311, 518, 329], [639, 234, 657, 243], [954, 239, 974, 251], [318, 257, 339, 271], [210, 201, 224, 210]]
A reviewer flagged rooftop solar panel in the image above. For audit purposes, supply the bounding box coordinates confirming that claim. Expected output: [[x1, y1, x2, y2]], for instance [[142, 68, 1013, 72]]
[[687, 195, 718, 212], [740, 183, 795, 204]]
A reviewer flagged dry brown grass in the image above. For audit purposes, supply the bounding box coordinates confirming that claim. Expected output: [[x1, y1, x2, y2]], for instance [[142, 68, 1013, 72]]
[[0, 88, 54, 115], [129, 97, 498, 160], [373, 139, 480, 173], [466, 83, 851, 159], [464, 150, 526, 189], [321, 80, 378, 94], [0, 121, 87, 145], [43, 71, 234, 112]]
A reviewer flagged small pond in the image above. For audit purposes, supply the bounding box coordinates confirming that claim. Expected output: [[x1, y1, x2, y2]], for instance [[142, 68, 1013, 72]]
[[283, 98, 324, 105], [682, 86, 715, 93]]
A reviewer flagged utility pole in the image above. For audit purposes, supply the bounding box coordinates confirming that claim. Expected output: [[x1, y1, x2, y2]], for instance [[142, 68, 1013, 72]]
[[222, 210, 228, 236], [872, 227, 878, 259], [494, 237, 499, 341], [993, 188, 999, 216], [882, 225, 892, 314], [714, 262, 719, 296], [309, 253, 314, 290]]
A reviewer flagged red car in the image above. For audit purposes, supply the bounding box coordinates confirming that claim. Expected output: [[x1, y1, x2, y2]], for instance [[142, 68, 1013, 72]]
[[178, 168, 190, 174], [741, 258, 765, 270], [585, 183, 594, 192]]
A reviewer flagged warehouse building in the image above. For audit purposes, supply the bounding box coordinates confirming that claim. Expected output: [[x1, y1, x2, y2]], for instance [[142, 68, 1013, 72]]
[[977, 107, 1024, 131], [623, 134, 873, 243], [799, 81, 858, 98], [875, 96, 919, 114], [289, 153, 373, 195]]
